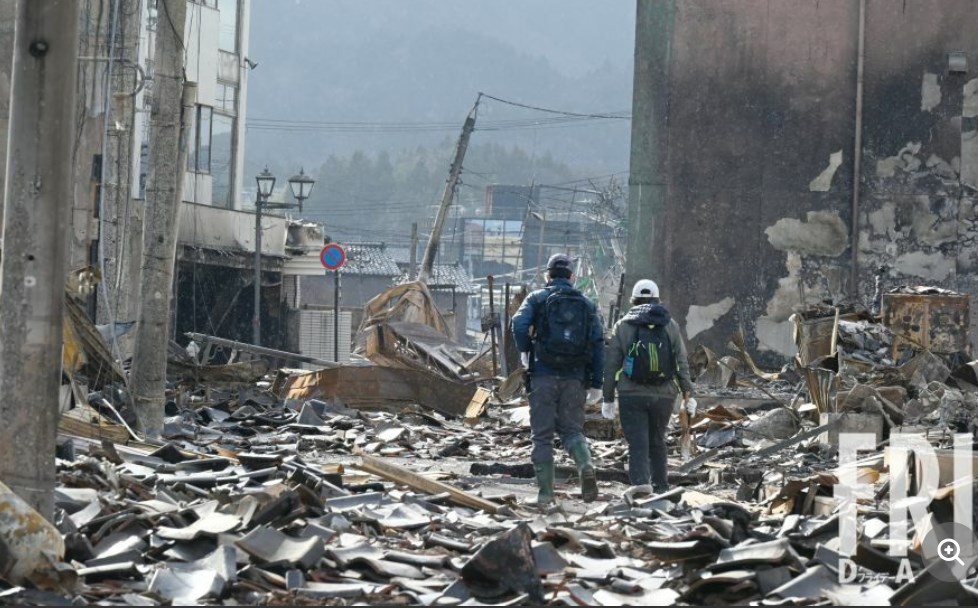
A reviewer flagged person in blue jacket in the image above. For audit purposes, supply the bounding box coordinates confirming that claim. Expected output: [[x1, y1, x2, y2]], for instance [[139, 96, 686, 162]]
[[512, 253, 604, 506]]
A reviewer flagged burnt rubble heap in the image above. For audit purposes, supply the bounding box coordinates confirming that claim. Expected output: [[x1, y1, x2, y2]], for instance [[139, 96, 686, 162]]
[[5, 292, 978, 605]]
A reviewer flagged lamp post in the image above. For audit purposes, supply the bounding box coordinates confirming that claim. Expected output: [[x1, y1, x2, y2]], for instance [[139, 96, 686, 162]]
[[253, 167, 276, 346], [252, 167, 318, 346], [288, 167, 315, 210]]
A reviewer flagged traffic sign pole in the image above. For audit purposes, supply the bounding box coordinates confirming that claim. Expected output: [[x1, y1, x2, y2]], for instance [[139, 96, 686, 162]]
[[333, 270, 340, 361], [319, 244, 346, 361]]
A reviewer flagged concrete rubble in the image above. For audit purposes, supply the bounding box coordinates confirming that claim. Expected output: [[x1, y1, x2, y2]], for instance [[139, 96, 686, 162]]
[[3, 286, 978, 605]]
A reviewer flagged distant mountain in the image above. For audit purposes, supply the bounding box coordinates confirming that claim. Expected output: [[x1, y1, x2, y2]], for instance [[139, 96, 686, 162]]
[[244, 0, 635, 181]]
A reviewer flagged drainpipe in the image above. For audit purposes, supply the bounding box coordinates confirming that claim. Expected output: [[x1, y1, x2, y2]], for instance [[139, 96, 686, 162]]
[[850, 0, 866, 299]]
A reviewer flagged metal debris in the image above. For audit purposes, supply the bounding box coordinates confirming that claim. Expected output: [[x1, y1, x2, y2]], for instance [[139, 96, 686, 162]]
[[5, 286, 978, 605]]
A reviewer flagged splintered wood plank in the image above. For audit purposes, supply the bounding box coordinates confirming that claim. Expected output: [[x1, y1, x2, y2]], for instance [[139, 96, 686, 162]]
[[465, 387, 492, 419], [281, 366, 477, 418], [357, 455, 500, 514], [59, 406, 130, 444]]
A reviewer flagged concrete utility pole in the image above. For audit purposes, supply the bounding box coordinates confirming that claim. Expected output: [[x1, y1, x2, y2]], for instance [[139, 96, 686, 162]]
[[408, 222, 418, 280], [0, 0, 16, 242], [418, 95, 480, 283], [0, 0, 81, 518], [533, 208, 546, 287], [100, 0, 146, 328], [129, 0, 192, 438]]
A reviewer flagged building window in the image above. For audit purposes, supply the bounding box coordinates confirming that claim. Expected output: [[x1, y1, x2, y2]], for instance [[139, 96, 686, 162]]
[[216, 82, 236, 114], [211, 112, 235, 208], [188, 105, 212, 173], [463, 218, 523, 277], [218, 0, 238, 52]]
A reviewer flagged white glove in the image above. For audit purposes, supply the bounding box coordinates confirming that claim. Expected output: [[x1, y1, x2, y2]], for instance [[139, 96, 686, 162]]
[[684, 397, 697, 417], [520, 352, 530, 368], [601, 400, 618, 420], [586, 388, 602, 405]]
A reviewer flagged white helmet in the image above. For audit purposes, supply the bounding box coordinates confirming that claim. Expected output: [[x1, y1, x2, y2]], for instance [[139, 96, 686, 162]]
[[631, 279, 659, 299]]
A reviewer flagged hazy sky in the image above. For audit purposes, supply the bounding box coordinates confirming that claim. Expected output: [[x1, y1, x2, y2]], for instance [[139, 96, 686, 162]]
[[257, 0, 637, 79], [245, 0, 636, 176]]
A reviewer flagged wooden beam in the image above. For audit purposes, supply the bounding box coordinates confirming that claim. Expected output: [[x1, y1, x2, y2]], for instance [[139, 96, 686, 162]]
[[357, 455, 500, 514], [465, 387, 492, 419], [282, 366, 476, 418], [59, 406, 130, 444]]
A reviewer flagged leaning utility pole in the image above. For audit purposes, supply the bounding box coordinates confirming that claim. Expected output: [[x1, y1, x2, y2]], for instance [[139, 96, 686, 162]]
[[129, 0, 192, 438], [418, 95, 480, 283], [0, 0, 81, 518]]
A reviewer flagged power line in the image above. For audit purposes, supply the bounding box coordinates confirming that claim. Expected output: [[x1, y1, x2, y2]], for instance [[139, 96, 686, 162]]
[[246, 113, 628, 134], [479, 92, 631, 120], [540, 170, 630, 187]]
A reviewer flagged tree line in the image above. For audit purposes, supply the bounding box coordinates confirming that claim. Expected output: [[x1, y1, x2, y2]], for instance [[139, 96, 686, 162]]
[[297, 141, 581, 242]]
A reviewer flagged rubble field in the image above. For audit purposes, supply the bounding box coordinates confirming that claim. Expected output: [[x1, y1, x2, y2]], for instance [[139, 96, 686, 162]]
[[4, 287, 978, 605]]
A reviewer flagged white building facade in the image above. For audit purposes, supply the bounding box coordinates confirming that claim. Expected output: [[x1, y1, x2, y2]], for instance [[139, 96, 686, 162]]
[[133, 0, 251, 209]]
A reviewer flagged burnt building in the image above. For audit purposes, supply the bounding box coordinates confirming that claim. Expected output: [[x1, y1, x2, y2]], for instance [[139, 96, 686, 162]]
[[630, 0, 978, 360]]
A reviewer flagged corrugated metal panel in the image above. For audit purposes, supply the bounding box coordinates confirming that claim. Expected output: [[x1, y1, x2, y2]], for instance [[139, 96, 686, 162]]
[[298, 309, 352, 367], [282, 255, 329, 277]]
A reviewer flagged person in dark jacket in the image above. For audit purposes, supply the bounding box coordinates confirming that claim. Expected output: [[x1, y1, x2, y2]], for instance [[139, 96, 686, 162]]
[[602, 279, 694, 495], [512, 253, 604, 506]]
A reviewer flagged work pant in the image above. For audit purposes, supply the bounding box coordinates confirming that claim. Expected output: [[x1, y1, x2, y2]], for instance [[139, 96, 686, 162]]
[[528, 375, 587, 465], [619, 393, 674, 489]]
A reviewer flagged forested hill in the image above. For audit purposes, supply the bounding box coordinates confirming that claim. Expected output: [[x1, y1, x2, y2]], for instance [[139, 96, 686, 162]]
[[244, 0, 635, 238]]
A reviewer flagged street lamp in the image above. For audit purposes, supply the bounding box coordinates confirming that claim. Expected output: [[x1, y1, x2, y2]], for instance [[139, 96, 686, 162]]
[[253, 167, 315, 346], [288, 167, 315, 211]]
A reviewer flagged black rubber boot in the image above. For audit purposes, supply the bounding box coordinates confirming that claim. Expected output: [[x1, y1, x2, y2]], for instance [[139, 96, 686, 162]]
[[533, 462, 556, 507], [569, 441, 598, 502]]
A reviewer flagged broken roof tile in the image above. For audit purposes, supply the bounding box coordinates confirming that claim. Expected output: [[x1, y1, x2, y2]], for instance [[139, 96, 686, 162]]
[[235, 526, 325, 569]]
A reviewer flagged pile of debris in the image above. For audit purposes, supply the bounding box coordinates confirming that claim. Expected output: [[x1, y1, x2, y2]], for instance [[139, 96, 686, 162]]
[[6, 283, 978, 605]]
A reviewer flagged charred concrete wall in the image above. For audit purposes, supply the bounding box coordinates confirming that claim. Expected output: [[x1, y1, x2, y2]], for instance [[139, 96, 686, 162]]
[[630, 0, 978, 361]]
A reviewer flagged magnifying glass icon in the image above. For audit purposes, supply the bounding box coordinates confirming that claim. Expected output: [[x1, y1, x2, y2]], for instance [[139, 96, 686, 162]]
[[938, 538, 966, 566]]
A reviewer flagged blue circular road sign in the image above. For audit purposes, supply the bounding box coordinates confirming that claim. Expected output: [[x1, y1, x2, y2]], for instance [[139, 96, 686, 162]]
[[320, 243, 346, 270]]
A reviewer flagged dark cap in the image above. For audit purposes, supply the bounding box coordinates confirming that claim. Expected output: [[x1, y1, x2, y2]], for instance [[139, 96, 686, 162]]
[[547, 253, 572, 270]]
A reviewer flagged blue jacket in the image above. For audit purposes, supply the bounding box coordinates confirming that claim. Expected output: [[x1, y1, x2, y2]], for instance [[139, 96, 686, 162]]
[[511, 278, 604, 388]]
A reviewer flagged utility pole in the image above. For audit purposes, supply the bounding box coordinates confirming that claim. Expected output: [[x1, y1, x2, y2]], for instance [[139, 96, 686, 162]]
[[0, 0, 81, 518], [418, 94, 480, 283], [408, 222, 418, 280], [533, 208, 546, 288], [100, 0, 145, 329], [0, 0, 16, 243], [129, 0, 192, 438]]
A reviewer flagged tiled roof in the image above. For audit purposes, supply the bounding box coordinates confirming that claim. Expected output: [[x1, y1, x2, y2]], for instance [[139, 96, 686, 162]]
[[398, 262, 480, 295], [342, 242, 401, 277], [386, 245, 414, 265]]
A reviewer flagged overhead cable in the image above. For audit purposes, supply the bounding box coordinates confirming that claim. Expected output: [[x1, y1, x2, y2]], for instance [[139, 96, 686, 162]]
[[479, 92, 631, 120]]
